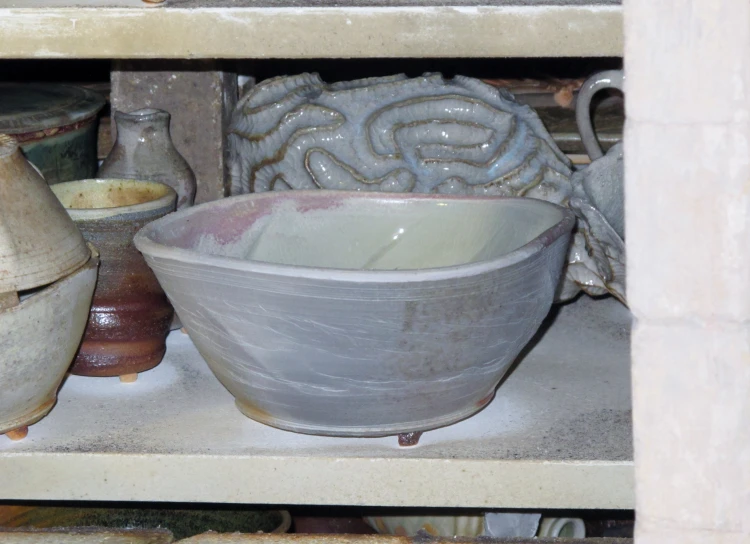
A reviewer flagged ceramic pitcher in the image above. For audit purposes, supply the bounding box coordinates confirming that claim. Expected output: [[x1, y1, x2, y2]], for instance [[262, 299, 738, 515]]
[[574, 69, 625, 239]]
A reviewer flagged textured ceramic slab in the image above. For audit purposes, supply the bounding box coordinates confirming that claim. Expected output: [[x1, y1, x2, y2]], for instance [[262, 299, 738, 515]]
[[0, 295, 633, 508]]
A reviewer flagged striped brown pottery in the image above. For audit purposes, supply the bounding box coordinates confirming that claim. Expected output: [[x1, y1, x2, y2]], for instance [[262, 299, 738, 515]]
[[52, 179, 176, 380]]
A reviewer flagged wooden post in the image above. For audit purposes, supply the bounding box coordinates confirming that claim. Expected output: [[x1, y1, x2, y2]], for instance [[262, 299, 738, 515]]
[[625, 1, 750, 543]]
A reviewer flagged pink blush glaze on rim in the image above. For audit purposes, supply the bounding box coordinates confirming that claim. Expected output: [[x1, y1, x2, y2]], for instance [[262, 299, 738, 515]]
[[136, 190, 576, 285]]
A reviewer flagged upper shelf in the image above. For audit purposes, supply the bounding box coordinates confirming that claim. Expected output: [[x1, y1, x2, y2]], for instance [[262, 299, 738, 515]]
[[0, 0, 622, 59], [0, 296, 633, 509]]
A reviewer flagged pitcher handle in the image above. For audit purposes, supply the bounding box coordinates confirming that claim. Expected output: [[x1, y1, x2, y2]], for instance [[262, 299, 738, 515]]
[[576, 69, 624, 160]]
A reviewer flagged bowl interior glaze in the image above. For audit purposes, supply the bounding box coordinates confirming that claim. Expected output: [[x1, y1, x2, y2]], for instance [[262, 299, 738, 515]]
[[52, 178, 174, 210], [148, 191, 567, 272]]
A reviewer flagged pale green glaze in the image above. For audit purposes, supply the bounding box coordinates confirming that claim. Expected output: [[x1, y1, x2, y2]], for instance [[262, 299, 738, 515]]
[[201, 198, 564, 271]]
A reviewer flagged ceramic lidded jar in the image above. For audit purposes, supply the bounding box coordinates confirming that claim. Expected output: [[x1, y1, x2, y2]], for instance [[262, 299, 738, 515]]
[[0, 135, 98, 440], [0, 84, 105, 184], [51, 179, 177, 382], [98, 108, 196, 210]]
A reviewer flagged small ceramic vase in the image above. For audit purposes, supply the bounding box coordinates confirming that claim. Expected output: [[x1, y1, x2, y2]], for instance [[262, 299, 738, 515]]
[[98, 108, 196, 210], [51, 179, 177, 382], [0, 134, 98, 441]]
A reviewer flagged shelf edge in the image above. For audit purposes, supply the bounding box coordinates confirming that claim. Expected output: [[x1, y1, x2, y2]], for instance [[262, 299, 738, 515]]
[[0, 453, 634, 508], [0, 5, 622, 59]]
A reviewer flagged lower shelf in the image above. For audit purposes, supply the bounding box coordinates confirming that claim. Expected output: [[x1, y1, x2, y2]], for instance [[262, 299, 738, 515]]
[[0, 296, 633, 509]]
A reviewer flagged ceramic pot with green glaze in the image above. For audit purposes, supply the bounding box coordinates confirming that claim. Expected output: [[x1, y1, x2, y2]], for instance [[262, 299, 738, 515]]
[[0, 84, 105, 184]]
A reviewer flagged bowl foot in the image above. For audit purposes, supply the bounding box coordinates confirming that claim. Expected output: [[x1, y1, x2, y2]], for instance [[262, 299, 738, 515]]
[[119, 373, 139, 383], [398, 431, 423, 447], [0, 291, 19, 311], [5, 426, 29, 441]]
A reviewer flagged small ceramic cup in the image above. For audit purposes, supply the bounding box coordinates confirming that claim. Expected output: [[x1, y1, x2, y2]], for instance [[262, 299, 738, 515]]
[[51, 179, 176, 382]]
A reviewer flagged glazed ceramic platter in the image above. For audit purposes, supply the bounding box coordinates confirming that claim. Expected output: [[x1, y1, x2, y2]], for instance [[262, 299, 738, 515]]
[[0, 2, 621, 59], [0, 296, 633, 509]]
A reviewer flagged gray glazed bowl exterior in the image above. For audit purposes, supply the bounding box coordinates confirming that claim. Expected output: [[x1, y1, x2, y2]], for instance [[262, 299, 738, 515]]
[[134, 191, 575, 437], [0, 246, 98, 434]]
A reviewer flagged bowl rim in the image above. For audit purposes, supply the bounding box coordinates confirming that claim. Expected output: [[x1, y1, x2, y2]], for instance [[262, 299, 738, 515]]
[[51, 178, 177, 221], [134, 190, 576, 284]]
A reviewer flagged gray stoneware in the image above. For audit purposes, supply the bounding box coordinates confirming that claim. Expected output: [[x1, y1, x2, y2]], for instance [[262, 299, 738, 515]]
[[228, 73, 626, 304], [134, 190, 574, 437], [0, 248, 98, 437], [574, 69, 625, 239], [0, 135, 98, 439]]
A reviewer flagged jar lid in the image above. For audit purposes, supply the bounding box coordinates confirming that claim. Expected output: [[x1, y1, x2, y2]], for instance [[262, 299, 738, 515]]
[[0, 83, 106, 135], [0, 135, 92, 293]]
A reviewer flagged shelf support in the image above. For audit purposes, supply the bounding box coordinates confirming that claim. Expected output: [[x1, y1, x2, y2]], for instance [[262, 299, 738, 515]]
[[626, 0, 750, 542]]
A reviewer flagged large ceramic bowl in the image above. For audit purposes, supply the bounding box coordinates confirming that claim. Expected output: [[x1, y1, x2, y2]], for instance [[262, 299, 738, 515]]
[[134, 191, 575, 437]]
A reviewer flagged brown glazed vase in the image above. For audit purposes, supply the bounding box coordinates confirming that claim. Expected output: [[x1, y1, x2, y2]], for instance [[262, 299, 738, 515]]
[[51, 179, 176, 379]]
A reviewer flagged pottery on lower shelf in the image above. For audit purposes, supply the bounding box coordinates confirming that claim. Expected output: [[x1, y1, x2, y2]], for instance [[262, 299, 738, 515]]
[[0, 527, 173, 543], [0, 245, 98, 440], [51, 179, 176, 381], [364, 512, 541, 538], [0, 506, 291, 540], [537, 517, 586, 538], [135, 190, 574, 437], [0, 84, 105, 184], [364, 515, 485, 537]]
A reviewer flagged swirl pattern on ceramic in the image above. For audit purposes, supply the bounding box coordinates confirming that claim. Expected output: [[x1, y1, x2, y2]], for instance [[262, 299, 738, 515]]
[[228, 73, 625, 303]]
